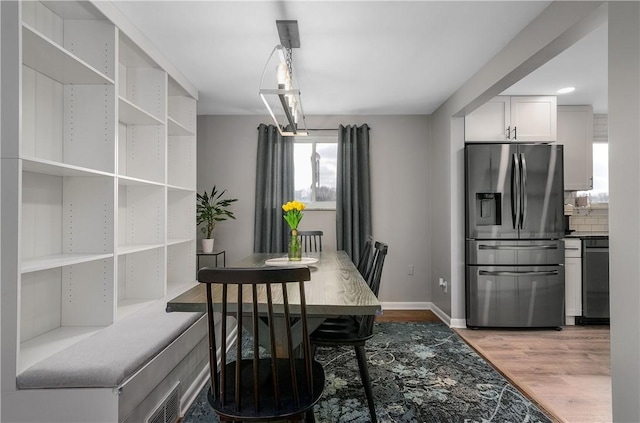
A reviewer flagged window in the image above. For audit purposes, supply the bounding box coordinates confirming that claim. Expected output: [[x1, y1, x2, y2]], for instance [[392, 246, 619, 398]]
[[577, 143, 609, 203], [294, 136, 338, 209]]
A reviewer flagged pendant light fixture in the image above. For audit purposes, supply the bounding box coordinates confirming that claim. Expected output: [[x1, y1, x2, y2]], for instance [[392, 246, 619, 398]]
[[259, 20, 308, 136]]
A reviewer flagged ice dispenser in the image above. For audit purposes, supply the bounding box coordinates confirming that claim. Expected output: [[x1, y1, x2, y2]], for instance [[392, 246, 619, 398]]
[[475, 193, 501, 226]]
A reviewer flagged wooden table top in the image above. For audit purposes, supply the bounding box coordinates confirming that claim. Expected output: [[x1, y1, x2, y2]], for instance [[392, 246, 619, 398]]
[[166, 251, 381, 317]]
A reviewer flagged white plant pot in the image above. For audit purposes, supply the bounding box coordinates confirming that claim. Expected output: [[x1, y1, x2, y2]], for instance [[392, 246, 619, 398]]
[[202, 238, 215, 253]]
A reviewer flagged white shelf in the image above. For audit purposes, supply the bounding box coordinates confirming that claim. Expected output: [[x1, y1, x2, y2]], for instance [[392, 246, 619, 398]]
[[167, 183, 195, 192], [22, 157, 113, 178], [117, 298, 156, 321], [22, 24, 113, 85], [117, 175, 165, 187], [19, 326, 104, 373], [167, 238, 192, 247], [118, 96, 164, 125], [117, 243, 164, 256], [168, 116, 194, 136], [21, 253, 114, 274]]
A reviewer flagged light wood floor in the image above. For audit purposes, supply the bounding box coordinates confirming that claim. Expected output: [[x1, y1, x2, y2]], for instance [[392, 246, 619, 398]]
[[377, 311, 612, 423]]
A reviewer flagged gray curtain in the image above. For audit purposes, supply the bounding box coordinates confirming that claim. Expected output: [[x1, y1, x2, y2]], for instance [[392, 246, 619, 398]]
[[254, 124, 295, 253], [336, 124, 372, 262]]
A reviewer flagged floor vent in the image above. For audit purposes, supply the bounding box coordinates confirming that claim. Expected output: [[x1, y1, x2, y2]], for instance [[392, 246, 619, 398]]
[[147, 382, 180, 423]]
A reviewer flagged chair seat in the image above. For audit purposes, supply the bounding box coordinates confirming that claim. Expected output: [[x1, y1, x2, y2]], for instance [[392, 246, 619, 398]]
[[208, 358, 325, 421], [311, 317, 373, 345], [317, 316, 358, 327]]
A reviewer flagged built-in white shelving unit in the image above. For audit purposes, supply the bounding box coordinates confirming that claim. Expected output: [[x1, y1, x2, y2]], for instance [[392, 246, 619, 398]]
[[1, 0, 199, 408]]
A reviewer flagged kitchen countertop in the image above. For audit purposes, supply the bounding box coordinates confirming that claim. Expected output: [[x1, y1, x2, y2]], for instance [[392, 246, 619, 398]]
[[565, 231, 609, 239]]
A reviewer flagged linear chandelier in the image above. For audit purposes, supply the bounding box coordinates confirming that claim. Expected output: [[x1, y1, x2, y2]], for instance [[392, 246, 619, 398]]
[[259, 20, 308, 136]]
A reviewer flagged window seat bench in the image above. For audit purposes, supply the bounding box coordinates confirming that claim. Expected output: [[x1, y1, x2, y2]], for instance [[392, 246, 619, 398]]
[[12, 300, 210, 423]]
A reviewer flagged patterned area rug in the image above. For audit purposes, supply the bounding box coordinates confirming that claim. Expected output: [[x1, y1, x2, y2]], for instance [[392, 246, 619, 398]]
[[182, 322, 552, 423]]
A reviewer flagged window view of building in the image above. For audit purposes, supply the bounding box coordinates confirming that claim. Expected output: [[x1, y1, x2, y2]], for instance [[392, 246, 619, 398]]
[[294, 137, 338, 208]]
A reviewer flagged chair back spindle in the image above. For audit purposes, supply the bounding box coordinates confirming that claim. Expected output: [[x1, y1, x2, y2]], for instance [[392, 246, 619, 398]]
[[359, 242, 388, 337], [298, 230, 323, 252], [356, 235, 374, 279], [199, 266, 325, 421]]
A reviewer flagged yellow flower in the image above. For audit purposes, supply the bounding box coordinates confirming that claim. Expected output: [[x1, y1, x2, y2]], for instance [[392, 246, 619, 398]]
[[282, 200, 305, 229]]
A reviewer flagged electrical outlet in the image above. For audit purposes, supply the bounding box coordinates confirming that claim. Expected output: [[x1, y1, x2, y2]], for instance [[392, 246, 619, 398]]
[[408, 264, 414, 275], [439, 277, 448, 293]]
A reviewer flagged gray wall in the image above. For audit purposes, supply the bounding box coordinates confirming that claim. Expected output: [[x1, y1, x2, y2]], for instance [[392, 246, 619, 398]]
[[608, 2, 640, 421], [428, 0, 640, 419], [197, 114, 432, 306], [428, 1, 606, 326]]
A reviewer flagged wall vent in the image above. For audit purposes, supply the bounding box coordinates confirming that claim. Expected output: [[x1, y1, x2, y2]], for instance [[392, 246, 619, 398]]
[[146, 382, 180, 423]]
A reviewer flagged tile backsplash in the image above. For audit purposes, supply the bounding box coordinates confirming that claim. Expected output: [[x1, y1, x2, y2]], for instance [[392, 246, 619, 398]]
[[568, 205, 609, 233]]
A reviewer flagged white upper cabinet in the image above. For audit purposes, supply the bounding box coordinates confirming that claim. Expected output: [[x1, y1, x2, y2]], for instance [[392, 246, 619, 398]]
[[465, 95, 557, 142], [510, 96, 557, 142], [558, 105, 593, 191], [464, 96, 511, 141]]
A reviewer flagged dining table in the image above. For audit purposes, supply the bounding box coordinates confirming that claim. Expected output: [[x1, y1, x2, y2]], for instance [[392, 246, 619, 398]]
[[166, 250, 381, 356]]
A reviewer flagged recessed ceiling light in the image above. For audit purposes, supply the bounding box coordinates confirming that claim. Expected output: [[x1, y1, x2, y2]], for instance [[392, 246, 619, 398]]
[[557, 87, 576, 94]]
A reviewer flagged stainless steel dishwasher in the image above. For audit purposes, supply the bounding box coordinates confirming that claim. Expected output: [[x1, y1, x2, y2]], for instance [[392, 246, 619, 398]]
[[579, 237, 609, 324]]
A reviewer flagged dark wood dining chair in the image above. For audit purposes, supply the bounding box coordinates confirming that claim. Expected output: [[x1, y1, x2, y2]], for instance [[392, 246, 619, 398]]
[[199, 266, 325, 422], [310, 241, 388, 423], [356, 235, 374, 279], [297, 230, 323, 252]]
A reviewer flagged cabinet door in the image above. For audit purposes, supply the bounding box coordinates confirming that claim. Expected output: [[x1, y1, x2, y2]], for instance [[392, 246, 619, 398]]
[[558, 106, 593, 191], [464, 96, 510, 142], [565, 257, 582, 317], [510, 96, 557, 142]]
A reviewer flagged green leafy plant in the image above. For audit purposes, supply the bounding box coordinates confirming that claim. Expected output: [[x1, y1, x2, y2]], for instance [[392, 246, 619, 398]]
[[196, 186, 238, 239]]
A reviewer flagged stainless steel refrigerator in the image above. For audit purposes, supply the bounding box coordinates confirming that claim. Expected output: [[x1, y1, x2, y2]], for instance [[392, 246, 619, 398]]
[[465, 143, 565, 328]]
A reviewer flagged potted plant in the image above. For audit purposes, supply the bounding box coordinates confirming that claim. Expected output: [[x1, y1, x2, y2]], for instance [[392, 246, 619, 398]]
[[197, 185, 238, 253]]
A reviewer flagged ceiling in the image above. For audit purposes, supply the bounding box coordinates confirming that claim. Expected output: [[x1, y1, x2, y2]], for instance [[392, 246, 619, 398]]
[[502, 21, 608, 113], [112, 1, 608, 116]]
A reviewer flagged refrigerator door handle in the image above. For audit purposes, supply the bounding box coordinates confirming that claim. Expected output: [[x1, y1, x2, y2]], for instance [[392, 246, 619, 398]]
[[520, 153, 528, 229], [511, 153, 520, 230], [478, 244, 558, 250], [479, 270, 559, 277]]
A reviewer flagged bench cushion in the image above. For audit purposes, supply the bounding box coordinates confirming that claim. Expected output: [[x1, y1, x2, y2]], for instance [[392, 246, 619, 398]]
[[17, 303, 203, 389]]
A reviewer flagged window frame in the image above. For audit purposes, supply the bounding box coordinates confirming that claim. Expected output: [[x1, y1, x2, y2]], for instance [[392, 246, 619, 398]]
[[577, 141, 609, 204], [293, 135, 338, 210]]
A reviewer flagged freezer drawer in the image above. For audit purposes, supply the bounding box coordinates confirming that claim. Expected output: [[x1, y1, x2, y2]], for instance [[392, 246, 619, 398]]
[[466, 239, 564, 266], [466, 265, 565, 328]]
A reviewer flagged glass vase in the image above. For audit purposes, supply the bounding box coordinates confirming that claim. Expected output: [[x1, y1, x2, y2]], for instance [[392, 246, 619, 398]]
[[288, 229, 302, 261]]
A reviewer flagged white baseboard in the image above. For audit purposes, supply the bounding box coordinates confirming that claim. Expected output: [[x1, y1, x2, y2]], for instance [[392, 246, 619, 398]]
[[429, 302, 467, 328], [449, 318, 467, 328], [428, 302, 450, 326], [379, 302, 467, 329]]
